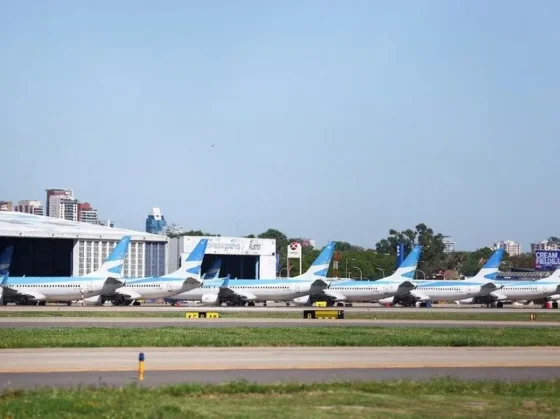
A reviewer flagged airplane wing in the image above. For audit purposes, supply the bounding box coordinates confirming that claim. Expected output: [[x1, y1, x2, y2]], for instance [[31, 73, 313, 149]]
[[489, 291, 508, 301], [1, 286, 46, 301], [182, 277, 202, 291], [409, 290, 430, 302], [309, 279, 329, 293], [395, 281, 415, 296]]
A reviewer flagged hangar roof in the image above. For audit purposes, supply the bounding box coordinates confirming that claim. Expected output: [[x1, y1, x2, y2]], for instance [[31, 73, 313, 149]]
[[0, 211, 167, 242]]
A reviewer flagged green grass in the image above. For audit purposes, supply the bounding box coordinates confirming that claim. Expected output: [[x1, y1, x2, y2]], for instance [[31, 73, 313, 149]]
[[1, 310, 559, 321], [2, 326, 560, 348], [1, 380, 560, 418]]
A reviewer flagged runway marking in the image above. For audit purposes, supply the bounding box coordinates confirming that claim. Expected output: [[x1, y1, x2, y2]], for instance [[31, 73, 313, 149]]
[[2, 363, 560, 374]]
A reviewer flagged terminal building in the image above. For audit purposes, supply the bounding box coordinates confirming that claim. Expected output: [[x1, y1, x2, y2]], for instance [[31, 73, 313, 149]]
[[168, 236, 277, 280], [0, 211, 167, 278]]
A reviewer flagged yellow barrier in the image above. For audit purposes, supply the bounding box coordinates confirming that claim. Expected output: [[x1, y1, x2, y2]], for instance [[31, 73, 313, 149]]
[[314, 301, 327, 307], [303, 309, 344, 319], [529, 314, 537, 321], [185, 312, 220, 319]]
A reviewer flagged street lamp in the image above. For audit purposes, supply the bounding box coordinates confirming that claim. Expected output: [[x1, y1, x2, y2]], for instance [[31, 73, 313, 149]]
[[279, 268, 287, 277], [345, 258, 356, 278], [353, 266, 363, 280], [417, 269, 426, 279], [376, 268, 385, 278]]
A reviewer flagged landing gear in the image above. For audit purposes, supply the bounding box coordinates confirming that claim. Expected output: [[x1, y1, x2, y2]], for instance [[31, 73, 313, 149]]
[[247, 302, 256, 307], [553, 302, 559, 309], [496, 302, 504, 309]]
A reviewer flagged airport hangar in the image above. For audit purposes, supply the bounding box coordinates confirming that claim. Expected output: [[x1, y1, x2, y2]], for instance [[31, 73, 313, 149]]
[[0, 212, 278, 280], [168, 236, 277, 280], [0, 211, 168, 278]]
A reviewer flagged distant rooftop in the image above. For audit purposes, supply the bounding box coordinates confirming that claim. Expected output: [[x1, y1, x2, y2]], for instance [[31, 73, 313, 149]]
[[0, 211, 167, 242]]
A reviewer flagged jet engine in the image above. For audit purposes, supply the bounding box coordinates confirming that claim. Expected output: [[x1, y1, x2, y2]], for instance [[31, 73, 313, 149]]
[[292, 295, 312, 306], [83, 296, 105, 306], [201, 293, 219, 306]]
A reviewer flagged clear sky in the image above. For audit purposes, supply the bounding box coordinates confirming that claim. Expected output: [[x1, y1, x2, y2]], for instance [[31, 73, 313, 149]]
[[1, 0, 559, 251]]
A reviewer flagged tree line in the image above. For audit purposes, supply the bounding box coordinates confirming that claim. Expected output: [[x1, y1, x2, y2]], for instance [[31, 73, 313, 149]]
[[168, 225, 543, 279]]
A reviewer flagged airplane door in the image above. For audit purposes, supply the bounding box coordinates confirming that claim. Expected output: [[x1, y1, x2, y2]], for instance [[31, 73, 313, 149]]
[[87, 282, 93, 293], [167, 282, 173, 292], [467, 287, 472, 295], [382, 285, 388, 295], [294, 284, 302, 293]]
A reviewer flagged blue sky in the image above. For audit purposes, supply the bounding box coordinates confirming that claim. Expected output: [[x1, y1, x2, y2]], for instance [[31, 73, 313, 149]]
[[1, 0, 559, 251]]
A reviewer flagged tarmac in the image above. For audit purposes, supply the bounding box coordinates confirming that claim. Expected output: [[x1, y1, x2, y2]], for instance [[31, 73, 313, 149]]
[[0, 317, 558, 328], [0, 347, 559, 388], [1, 303, 559, 313]]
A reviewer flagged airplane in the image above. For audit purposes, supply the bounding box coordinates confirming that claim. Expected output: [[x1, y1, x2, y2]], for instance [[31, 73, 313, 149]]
[[89, 238, 209, 306], [166, 241, 336, 306], [0, 236, 131, 306], [382, 249, 505, 307], [457, 264, 560, 309], [292, 245, 423, 307]]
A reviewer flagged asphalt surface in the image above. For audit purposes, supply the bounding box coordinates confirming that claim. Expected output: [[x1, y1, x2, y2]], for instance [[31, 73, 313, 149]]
[[3, 367, 560, 389], [1, 304, 558, 313], [0, 347, 559, 388], [1, 317, 559, 328]]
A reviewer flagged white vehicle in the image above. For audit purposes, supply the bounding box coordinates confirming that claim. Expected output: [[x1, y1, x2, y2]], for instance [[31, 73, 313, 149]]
[[88, 238, 208, 306], [0, 236, 131, 305], [167, 242, 336, 306]]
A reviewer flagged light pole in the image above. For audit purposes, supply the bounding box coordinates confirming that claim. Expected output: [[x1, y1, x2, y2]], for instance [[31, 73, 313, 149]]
[[345, 258, 355, 278], [353, 266, 363, 280], [376, 267, 385, 278], [417, 269, 426, 279], [279, 268, 287, 277]]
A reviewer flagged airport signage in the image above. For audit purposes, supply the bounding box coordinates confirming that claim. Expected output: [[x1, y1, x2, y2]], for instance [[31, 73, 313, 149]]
[[287, 242, 302, 259], [535, 251, 560, 270], [182, 236, 276, 256]]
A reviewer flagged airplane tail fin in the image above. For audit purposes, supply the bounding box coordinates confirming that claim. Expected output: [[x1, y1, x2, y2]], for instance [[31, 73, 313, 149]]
[[536, 265, 560, 283], [295, 242, 336, 280], [0, 246, 14, 276], [469, 249, 504, 282], [83, 236, 131, 279], [205, 258, 222, 280], [163, 238, 208, 281], [387, 245, 422, 280]]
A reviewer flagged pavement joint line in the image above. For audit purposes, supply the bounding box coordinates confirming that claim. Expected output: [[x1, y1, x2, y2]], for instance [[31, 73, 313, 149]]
[[3, 364, 560, 374]]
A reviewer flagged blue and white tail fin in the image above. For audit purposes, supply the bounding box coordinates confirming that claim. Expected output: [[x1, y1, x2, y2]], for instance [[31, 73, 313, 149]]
[[469, 249, 504, 282], [387, 245, 422, 280], [295, 242, 335, 280], [203, 258, 222, 280], [0, 246, 14, 276], [164, 238, 208, 280], [84, 236, 131, 279]]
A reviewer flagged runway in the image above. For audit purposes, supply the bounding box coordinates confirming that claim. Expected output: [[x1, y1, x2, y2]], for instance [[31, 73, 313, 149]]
[[1, 317, 559, 328], [0, 347, 559, 388]]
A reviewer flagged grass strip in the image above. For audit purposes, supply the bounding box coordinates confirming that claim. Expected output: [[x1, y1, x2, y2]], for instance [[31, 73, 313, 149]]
[[1, 379, 560, 418], [1, 326, 560, 348], [1, 310, 559, 322]]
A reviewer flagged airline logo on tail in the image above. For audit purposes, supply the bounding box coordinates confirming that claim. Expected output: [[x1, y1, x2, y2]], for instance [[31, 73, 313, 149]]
[[83, 236, 131, 278], [166, 239, 209, 280], [0, 246, 14, 276], [394, 245, 422, 279], [302, 242, 335, 278], [470, 249, 504, 281]]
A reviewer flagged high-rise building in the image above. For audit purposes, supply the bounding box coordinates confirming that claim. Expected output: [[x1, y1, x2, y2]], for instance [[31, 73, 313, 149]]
[[531, 240, 560, 253], [77, 202, 98, 224], [45, 188, 74, 216], [442, 236, 455, 253], [15, 200, 44, 216], [145, 207, 167, 235], [49, 195, 78, 221], [493, 240, 521, 256], [0, 201, 14, 211]]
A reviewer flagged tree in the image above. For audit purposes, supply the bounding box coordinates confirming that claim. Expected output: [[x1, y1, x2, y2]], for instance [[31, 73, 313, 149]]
[[375, 223, 446, 278]]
